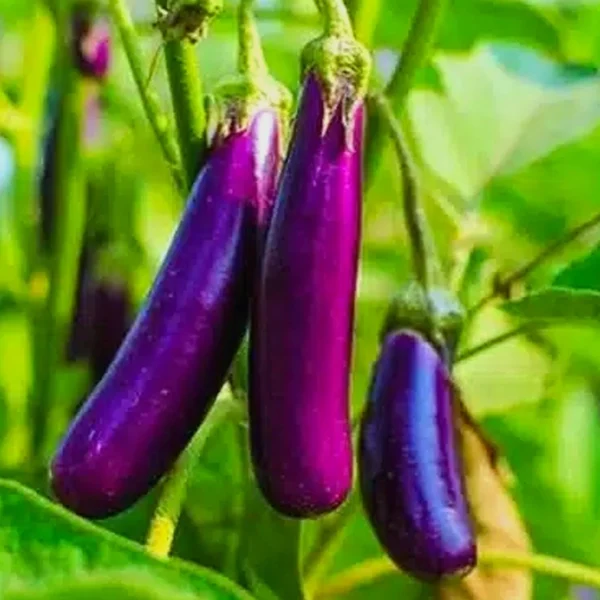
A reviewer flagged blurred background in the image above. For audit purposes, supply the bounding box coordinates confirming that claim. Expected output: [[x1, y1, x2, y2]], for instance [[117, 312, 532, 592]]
[[2, 0, 600, 599]]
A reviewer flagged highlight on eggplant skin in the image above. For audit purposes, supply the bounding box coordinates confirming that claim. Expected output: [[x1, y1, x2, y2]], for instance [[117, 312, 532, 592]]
[[50, 108, 281, 519], [359, 329, 476, 581], [249, 73, 363, 518]]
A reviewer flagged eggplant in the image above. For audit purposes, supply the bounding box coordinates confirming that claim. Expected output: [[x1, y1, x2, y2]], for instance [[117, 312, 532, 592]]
[[50, 108, 282, 518], [249, 73, 364, 517], [87, 274, 132, 385], [72, 6, 111, 80], [359, 329, 476, 580]]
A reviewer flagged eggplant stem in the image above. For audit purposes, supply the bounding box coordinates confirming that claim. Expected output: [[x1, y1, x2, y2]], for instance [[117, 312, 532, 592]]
[[238, 0, 268, 80], [160, 30, 207, 189], [107, 0, 185, 192], [364, 0, 447, 187], [145, 393, 236, 558], [314, 0, 354, 38], [314, 549, 600, 598], [372, 94, 444, 293]]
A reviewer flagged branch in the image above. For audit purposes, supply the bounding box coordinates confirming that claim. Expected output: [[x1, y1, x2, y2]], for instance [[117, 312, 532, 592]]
[[108, 0, 185, 192]]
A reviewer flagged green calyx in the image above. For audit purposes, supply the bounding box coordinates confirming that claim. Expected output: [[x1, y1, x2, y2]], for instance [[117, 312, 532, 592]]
[[207, 0, 292, 142], [381, 281, 465, 361], [154, 0, 223, 43], [208, 74, 292, 142], [301, 34, 371, 130]]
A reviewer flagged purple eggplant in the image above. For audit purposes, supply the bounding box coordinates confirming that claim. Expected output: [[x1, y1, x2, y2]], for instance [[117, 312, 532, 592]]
[[72, 5, 111, 80], [50, 108, 282, 519], [249, 73, 364, 518], [88, 275, 132, 385], [359, 329, 476, 580]]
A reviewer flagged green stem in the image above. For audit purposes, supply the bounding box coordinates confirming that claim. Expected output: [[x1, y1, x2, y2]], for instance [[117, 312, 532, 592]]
[[365, 0, 447, 186], [145, 395, 235, 557], [238, 0, 268, 79], [315, 549, 600, 598], [161, 38, 207, 188], [32, 75, 88, 461], [455, 322, 549, 364], [386, 0, 447, 108], [315, 0, 354, 37], [303, 495, 359, 598], [108, 0, 185, 192], [467, 210, 600, 319], [349, 0, 383, 46], [12, 3, 55, 277], [372, 94, 443, 291]]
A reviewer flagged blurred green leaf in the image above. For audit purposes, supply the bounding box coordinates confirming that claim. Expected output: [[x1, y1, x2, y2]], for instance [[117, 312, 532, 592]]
[[553, 246, 600, 292], [455, 307, 550, 416], [0, 479, 253, 599], [5, 571, 200, 600], [374, 0, 560, 54], [501, 288, 600, 323], [239, 485, 304, 600], [408, 44, 600, 202]]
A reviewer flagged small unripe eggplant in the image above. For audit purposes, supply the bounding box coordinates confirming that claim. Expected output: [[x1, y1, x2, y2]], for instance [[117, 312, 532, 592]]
[[359, 329, 476, 580], [249, 72, 365, 518], [50, 108, 282, 519]]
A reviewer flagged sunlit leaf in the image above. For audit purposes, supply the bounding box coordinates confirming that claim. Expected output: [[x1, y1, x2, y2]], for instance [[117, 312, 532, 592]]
[[0, 480, 253, 599]]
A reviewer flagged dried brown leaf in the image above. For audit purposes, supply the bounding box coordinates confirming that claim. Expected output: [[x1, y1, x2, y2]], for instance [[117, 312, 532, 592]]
[[438, 399, 532, 600]]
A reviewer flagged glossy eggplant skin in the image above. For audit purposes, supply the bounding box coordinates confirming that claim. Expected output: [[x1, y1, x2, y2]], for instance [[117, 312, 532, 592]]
[[249, 73, 363, 518], [359, 330, 476, 581], [51, 109, 281, 519]]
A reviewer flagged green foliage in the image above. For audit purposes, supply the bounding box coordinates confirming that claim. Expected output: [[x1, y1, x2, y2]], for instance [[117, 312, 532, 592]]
[[2, 0, 600, 598], [0, 479, 252, 599]]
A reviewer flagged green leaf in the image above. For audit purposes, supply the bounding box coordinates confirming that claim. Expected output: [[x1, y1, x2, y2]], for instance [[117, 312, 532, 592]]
[[238, 485, 304, 600], [0, 479, 253, 599], [553, 246, 600, 292], [501, 287, 600, 324], [455, 307, 550, 416], [5, 571, 199, 600], [408, 44, 600, 202], [375, 0, 560, 55]]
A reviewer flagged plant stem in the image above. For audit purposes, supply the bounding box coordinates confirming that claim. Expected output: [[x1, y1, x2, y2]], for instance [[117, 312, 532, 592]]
[[161, 38, 207, 189], [349, 0, 383, 46], [107, 0, 184, 192], [12, 3, 55, 277], [372, 94, 442, 291], [365, 0, 447, 186], [303, 495, 359, 598], [238, 0, 268, 79], [145, 395, 235, 557], [455, 322, 549, 364], [315, 549, 600, 598], [315, 0, 354, 37], [32, 74, 88, 460], [468, 210, 600, 318]]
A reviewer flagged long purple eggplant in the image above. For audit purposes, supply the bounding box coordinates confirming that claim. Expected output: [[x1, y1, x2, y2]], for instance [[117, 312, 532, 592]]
[[51, 108, 282, 519], [249, 72, 364, 518], [359, 329, 476, 580]]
